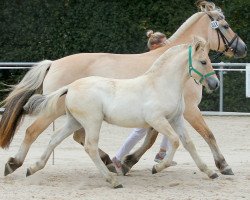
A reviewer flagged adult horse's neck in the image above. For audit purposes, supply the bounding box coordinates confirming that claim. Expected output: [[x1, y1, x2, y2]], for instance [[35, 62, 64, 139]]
[[149, 12, 210, 56]]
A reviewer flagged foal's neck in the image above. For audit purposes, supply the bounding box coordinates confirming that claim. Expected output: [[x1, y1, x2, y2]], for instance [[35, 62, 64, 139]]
[[145, 46, 190, 94]]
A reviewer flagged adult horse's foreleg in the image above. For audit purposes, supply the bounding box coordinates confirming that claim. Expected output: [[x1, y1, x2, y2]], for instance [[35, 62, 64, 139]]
[[73, 128, 116, 173], [4, 108, 64, 176], [184, 106, 233, 175], [172, 116, 218, 179], [121, 128, 158, 175]]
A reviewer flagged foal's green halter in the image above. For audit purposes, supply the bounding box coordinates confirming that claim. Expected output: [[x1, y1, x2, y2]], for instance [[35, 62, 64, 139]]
[[188, 45, 215, 84]]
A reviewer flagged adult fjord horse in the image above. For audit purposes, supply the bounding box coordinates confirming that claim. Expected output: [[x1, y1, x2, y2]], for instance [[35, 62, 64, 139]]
[[0, 1, 247, 176], [24, 38, 219, 188]]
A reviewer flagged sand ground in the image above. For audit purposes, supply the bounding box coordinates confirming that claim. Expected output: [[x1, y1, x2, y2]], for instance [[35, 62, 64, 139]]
[[0, 116, 250, 200]]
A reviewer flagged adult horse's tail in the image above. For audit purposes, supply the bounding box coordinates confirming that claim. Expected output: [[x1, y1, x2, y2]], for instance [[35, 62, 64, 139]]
[[24, 86, 68, 117], [0, 60, 52, 149]]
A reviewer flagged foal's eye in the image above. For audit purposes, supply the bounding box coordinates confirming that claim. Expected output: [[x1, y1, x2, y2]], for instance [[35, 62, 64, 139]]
[[223, 24, 229, 29], [200, 60, 207, 65]]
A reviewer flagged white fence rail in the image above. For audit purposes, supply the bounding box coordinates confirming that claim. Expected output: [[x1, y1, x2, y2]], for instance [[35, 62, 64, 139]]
[[1, 62, 250, 116]]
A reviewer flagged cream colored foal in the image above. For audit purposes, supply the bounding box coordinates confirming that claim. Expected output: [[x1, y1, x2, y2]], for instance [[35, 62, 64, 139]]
[[24, 38, 219, 188]]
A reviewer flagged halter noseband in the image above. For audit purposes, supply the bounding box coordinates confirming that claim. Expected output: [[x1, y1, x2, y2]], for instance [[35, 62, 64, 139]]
[[207, 14, 239, 60], [188, 46, 215, 84]]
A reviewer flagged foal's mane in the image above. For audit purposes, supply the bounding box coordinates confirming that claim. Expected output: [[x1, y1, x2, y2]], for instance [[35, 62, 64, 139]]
[[145, 44, 187, 74]]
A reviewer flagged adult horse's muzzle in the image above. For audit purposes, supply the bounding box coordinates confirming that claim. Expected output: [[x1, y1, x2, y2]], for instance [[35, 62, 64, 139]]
[[206, 76, 220, 91], [231, 37, 247, 58]]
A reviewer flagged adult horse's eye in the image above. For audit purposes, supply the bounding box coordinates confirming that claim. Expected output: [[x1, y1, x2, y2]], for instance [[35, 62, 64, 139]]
[[223, 24, 229, 29], [201, 60, 207, 65]]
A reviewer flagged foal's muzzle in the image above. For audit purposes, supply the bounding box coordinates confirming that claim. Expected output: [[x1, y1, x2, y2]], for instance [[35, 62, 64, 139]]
[[206, 76, 220, 91]]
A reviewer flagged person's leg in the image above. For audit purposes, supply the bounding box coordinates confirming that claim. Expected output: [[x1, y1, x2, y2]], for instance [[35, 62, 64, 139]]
[[112, 128, 147, 169], [154, 136, 177, 165]]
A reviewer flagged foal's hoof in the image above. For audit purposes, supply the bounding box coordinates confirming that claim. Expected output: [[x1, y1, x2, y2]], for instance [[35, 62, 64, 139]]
[[152, 166, 158, 174], [26, 169, 32, 177], [4, 157, 22, 176], [209, 173, 219, 179], [121, 164, 130, 176], [114, 184, 123, 189], [221, 168, 234, 175], [106, 163, 117, 174]]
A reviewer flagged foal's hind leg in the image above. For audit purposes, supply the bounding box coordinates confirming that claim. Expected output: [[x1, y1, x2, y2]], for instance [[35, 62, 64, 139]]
[[4, 110, 63, 176], [184, 106, 233, 175], [121, 128, 158, 175], [73, 129, 116, 173], [83, 121, 122, 188], [26, 115, 81, 176]]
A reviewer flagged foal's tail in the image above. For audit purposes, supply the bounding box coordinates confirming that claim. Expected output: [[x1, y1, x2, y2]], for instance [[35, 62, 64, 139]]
[[24, 86, 68, 117], [0, 60, 52, 149]]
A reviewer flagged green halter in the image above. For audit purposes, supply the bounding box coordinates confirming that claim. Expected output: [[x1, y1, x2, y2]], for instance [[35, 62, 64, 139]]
[[188, 45, 215, 84]]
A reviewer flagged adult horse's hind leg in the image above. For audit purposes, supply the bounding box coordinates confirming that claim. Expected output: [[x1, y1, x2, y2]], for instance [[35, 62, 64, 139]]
[[26, 114, 81, 176], [121, 128, 158, 175], [184, 106, 233, 175], [4, 110, 63, 176], [73, 128, 116, 173]]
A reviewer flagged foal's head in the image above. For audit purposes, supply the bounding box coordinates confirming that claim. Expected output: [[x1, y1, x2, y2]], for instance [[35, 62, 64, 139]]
[[196, 0, 247, 58], [189, 36, 219, 92]]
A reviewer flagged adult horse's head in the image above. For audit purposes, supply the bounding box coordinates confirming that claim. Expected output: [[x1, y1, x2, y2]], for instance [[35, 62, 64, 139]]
[[196, 0, 247, 58], [189, 36, 219, 92]]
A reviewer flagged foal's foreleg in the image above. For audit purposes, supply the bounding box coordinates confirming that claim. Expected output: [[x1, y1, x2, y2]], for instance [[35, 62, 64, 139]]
[[172, 116, 218, 179], [26, 115, 81, 176], [4, 111, 63, 176], [184, 106, 233, 175], [121, 128, 158, 175], [146, 118, 179, 174]]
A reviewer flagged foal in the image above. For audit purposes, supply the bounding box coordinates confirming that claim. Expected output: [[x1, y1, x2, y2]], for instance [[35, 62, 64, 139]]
[[24, 37, 219, 188]]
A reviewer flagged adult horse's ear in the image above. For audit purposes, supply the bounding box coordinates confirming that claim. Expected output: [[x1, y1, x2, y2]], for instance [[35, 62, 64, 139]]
[[196, 0, 215, 12]]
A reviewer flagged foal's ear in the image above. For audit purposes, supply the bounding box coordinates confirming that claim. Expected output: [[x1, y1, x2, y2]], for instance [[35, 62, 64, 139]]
[[192, 36, 206, 52]]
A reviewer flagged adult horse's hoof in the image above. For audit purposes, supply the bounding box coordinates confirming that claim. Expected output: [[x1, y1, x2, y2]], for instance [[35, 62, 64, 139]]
[[152, 166, 158, 174], [106, 163, 117, 174], [121, 164, 130, 176], [4, 157, 22, 176], [114, 184, 123, 189], [209, 173, 219, 179], [26, 169, 32, 177], [221, 168, 234, 175]]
